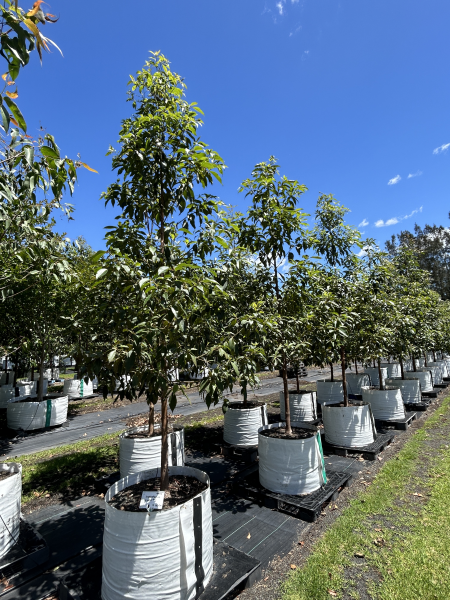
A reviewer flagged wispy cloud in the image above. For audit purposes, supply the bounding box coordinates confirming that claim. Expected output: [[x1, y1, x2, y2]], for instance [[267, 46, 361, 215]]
[[301, 49, 310, 60], [276, 1, 284, 15], [289, 24, 302, 36], [407, 170, 423, 179], [433, 143, 450, 155], [375, 206, 423, 228], [358, 218, 369, 228], [388, 175, 401, 186]]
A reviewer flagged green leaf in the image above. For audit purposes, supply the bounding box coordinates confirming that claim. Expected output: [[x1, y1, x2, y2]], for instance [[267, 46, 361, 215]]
[[157, 266, 170, 275], [4, 96, 26, 132], [96, 268, 108, 279], [91, 250, 105, 263], [41, 145, 60, 159], [0, 105, 10, 133]]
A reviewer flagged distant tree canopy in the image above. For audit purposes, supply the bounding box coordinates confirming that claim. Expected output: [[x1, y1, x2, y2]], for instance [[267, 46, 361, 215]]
[[386, 214, 450, 300]]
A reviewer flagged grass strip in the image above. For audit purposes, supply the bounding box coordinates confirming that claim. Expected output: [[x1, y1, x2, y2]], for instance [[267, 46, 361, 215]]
[[282, 393, 450, 600]]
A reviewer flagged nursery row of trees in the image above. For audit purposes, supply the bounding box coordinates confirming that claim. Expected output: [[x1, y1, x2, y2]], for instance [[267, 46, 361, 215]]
[[1, 3, 449, 489]]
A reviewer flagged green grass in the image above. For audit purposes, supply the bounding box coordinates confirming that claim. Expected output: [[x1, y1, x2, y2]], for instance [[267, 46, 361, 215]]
[[282, 393, 450, 600]]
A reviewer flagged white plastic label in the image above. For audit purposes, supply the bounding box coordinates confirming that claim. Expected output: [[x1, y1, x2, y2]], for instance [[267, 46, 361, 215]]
[[139, 491, 165, 511]]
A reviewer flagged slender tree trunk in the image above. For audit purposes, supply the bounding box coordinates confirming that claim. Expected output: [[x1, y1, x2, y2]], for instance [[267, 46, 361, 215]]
[[412, 353, 417, 372], [433, 350, 437, 362], [31, 364, 34, 383], [399, 355, 405, 379], [424, 352, 428, 367], [243, 382, 248, 408], [283, 355, 292, 435], [5, 355, 9, 385], [355, 358, 358, 374], [373, 358, 376, 368], [330, 362, 334, 381], [38, 344, 45, 401], [295, 368, 300, 393], [160, 396, 169, 491], [13, 353, 19, 386], [341, 347, 348, 407], [148, 401, 155, 436], [377, 358, 384, 391]]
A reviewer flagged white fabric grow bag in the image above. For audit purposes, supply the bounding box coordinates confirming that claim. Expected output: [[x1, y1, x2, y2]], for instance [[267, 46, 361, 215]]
[[102, 465, 213, 600], [405, 370, 433, 392], [0, 386, 15, 409], [386, 377, 421, 404], [258, 422, 326, 495], [279, 391, 317, 421], [322, 402, 376, 448], [417, 358, 426, 368], [364, 367, 388, 387], [380, 363, 401, 378], [345, 373, 370, 396], [223, 402, 268, 447], [0, 463, 21, 559], [7, 394, 69, 430], [120, 425, 185, 479], [361, 386, 405, 420], [429, 361, 448, 380], [403, 359, 413, 372], [418, 365, 441, 385], [316, 380, 344, 405], [63, 378, 94, 399]]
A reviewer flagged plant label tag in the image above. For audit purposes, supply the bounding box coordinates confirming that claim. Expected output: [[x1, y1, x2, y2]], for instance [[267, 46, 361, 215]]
[[139, 491, 165, 511]]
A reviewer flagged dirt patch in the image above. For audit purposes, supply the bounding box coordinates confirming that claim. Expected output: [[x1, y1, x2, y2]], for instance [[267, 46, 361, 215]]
[[108, 475, 207, 512], [259, 427, 315, 440], [0, 468, 15, 481], [125, 424, 175, 439], [228, 401, 265, 410]]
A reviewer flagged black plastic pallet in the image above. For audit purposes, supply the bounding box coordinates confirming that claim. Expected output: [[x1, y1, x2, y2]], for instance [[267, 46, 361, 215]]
[[404, 402, 428, 412], [321, 430, 395, 461], [232, 465, 352, 522], [374, 411, 417, 431], [0, 519, 49, 594], [434, 383, 449, 389], [69, 393, 101, 402], [422, 390, 438, 399], [219, 442, 258, 463], [59, 539, 261, 600]]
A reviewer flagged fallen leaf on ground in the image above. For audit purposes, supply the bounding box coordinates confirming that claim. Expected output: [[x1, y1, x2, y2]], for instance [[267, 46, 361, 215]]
[[328, 590, 338, 597], [290, 564, 297, 570], [298, 540, 304, 546], [413, 493, 423, 497], [374, 538, 385, 547], [247, 532, 251, 539], [354, 552, 365, 558]]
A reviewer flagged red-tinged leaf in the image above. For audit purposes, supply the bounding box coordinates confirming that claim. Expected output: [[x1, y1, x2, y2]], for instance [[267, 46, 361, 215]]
[[2, 73, 8, 81], [26, 1, 45, 17], [45, 14, 59, 22], [10, 116, 19, 127], [79, 161, 98, 173], [6, 91, 18, 99]]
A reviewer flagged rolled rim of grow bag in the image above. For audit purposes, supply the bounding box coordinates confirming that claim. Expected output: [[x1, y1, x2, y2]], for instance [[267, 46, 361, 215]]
[[405, 370, 433, 392], [380, 363, 401, 378], [345, 373, 371, 395], [361, 386, 405, 420], [316, 380, 344, 405], [63, 378, 94, 399], [0, 462, 21, 559], [223, 401, 268, 447], [279, 390, 317, 421], [363, 367, 388, 387], [258, 421, 326, 495], [385, 377, 421, 403], [119, 424, 185, 479], [7, 394, 69, 430], [102, 465, 213, 600], [322, 401, 377, 448]]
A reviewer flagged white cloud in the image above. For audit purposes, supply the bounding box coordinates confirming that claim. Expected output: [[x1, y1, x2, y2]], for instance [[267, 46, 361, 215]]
[[276, 1, 284, 15], [407, 170, 423, 179], [433, 143, 450, 155], [291, 0, 299, 3], [357, 248, 368, 257], [388, 174, 401, 186], [301, 49, 310, 60], [358, 218, 369, 228], [374, 206, 423, 228]]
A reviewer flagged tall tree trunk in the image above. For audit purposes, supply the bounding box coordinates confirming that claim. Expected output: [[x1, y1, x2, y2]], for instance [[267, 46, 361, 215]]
[[355, 358, 358, 374], [377, 358, 384, 391], [242, 381, 248, 408], [148, 401, 155, 436], [330, 362, 334, 381], [282, 355, 292, 435], [399, 355, 405, 379], [424, 352, 428, 367], [160, 396, 169, 491], [295, 368, 300, 393], [341, 347, 348, 407], [373, 358, 376, 368], [13, 353, 19, 386], [433, 350, 437, 362], [412, 353, 417, 372]]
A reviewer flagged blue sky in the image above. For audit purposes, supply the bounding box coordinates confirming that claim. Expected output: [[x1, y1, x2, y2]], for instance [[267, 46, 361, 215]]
[[15, 0, 450, 251]]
